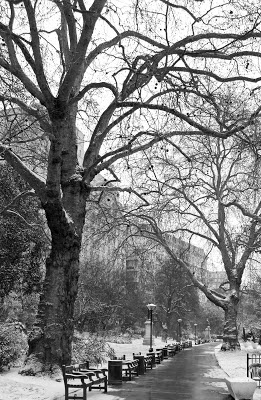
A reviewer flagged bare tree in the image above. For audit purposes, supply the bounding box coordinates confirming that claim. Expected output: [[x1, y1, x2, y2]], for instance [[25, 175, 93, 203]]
[[153, 258, 200, 339], [1, 0, 261, 371], [124, 119, 261, 348]]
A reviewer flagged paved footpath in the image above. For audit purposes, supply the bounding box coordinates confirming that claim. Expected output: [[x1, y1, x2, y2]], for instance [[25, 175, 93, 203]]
[[57, 342, 231, 400]]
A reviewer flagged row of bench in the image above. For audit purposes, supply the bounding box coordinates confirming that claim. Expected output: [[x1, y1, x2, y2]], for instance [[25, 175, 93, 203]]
[[106, 343, 181, 385], [62, 344, 261, 400], [62, 343, 182, 399]]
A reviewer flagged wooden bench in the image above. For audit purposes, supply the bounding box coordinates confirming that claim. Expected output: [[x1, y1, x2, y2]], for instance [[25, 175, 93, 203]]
[[78, 362, 107, 391], [156, 348, 164, 361], [167, 344, 177, 357], [144, 354, 153, 370], [111, 356, 139, 381], [62, 362, 107, 400], [147, 351, 161, 364], [156, 350, 163, 362], [181, 341, 192, 349], [133, 353, 153, 374], [175, 342, 183, 351], [121, 359, 139, 381]]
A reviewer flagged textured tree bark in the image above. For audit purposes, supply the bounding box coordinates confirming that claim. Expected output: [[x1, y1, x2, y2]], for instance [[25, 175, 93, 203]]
[[22, 200, 84, 374], [223, 294, 240, 350], [21, 105, 90, 374]]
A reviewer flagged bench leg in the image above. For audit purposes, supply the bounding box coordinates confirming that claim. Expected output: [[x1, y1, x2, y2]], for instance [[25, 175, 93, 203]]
[[83, 386, 87, 400]]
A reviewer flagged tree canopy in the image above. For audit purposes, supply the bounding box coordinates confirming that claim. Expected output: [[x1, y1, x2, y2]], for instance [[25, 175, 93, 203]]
[[1, 0, 261, 370]]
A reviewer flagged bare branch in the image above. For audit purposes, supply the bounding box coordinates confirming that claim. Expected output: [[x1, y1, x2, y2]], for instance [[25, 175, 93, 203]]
[[0, 145, 47, 202], [159, 0, 199, 22], [3, 210, 50, 243], [89, 185, 149, 205], [85, 30, 167, 68], [172, 66, 261, 84], [0, 189, 36, 215], [222, 200, 261, 222], [69, 82, 118, 104], [0, 58, 46, 104], [58, 0, 107, 101], [0, 95, 52, 134], [23, 0, 52, 101], [95, 130, 200, 173]]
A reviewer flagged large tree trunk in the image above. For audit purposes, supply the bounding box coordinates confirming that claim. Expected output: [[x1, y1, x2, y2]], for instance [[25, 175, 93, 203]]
[[21, 106, 89, 375], [223, 292, 240, 350], [22, 200, 84, 375]]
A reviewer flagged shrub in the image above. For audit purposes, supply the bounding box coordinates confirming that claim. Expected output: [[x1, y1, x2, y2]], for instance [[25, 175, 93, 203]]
[[0, 322, 28, 371], [101, 329, 133, 343], [72, 333, 115, 366], [105, 334, 132, 344]]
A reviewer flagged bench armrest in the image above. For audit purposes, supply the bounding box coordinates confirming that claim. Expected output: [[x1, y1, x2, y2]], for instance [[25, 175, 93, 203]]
[[82, 368, 107, 373], [71, 371, 95, 377], [79, 369, 107, 379], [65, 373, 90, 379]]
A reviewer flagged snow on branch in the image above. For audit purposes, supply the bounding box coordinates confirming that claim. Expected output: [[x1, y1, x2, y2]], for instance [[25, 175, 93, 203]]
[[0, 145, 47, 202], [0, 189, 36, 216], [222, 201, 261, 222], [89, 185, 149, 205], [0, 189, 51, 242]]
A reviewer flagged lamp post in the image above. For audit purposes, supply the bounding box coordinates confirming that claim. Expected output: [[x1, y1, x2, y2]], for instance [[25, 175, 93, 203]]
[[194, 323, 197, 345], [147, 303, 156, 351], [206, 319, 211, 342], [177, 318, 182, 343]]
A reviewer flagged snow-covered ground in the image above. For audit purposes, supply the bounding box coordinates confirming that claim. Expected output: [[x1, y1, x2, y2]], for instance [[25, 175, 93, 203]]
[[215, 343, 261, 400], [0, 339, 260, 400]]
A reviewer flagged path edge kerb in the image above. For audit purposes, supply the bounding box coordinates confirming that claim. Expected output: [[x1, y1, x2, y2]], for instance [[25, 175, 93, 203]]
[[214, 343, 230, 377]]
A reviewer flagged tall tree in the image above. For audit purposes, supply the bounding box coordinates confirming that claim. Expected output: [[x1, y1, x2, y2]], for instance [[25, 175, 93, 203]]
[[1, 0, 261, 371], [153, 259, 200, 339], [74, 259, 126, 332], [125, 127, 261, 348]]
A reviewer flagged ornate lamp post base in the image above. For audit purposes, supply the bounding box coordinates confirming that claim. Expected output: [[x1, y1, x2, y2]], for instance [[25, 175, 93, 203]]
[[143, 320, 155, 345], [144, 303, 156, 350]]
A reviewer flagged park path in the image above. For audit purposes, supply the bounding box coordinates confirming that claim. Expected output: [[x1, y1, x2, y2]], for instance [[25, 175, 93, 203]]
[[56, 342, 231, 400]]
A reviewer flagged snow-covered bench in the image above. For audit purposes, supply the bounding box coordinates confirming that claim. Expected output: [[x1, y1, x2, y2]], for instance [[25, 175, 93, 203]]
[[225, 377, 257, 400]]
